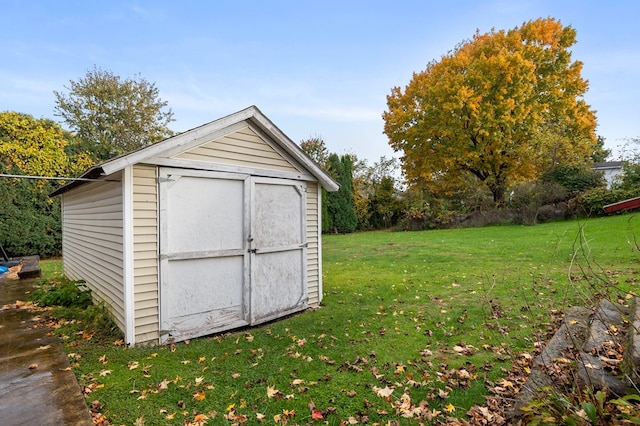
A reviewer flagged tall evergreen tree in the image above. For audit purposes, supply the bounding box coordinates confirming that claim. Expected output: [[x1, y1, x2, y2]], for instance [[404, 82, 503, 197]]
[[326, 154, 357, 233]]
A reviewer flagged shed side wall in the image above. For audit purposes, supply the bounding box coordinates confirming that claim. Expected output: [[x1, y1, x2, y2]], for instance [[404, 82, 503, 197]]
[[61, 173, 126, 331], [306, 181, 321, 307], [132, 164, 160, 344]]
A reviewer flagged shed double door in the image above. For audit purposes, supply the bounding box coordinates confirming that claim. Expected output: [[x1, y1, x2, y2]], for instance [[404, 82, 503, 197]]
[[158, 168, 307, 343]]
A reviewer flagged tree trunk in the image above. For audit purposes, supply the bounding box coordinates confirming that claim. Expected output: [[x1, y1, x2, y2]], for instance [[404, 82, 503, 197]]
[[488, 181, 506, 206]]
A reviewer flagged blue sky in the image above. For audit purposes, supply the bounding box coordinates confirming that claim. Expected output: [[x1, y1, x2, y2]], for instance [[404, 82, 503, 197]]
[[1, 1, 639, 164]]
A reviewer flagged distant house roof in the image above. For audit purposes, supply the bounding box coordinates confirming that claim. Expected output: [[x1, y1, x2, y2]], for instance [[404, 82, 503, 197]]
[[51, 105, 339, 197], [593, 161, 625, 170]]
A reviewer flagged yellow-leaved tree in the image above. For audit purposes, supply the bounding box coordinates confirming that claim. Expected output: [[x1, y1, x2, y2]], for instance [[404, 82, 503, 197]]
[[0, 112, 93, 256], [383, 18, 598, 205]]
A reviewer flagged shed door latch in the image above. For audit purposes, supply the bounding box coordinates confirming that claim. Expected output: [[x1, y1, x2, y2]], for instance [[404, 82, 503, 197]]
[[247, 235, 257, 253]]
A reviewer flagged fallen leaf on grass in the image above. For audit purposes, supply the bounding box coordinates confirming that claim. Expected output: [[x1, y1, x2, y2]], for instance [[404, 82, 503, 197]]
[[128, 361, 139, 370], [452, 344, 475, 355], [193, 390, 206, 401], [373, 385, 394, 398], [99, 369, 111, 376], [157, 379, 170, 391], [267, 385, 283, 399], [420, 349, 433, 356], [90, 400, 104, 413], [190, 413, 208, 425]]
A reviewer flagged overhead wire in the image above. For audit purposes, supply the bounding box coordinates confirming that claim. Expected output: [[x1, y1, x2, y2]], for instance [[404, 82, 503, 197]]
[[0, 173, 120, 182]]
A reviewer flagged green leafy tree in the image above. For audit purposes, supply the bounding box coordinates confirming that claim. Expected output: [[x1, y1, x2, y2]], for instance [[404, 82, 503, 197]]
[[368, 176, 402, 228], [383, 18, 598, 205], [54, 66, 174, 162], [326, 153, 357, 233], [612, 162, 640, 191], [352, 156, 404, 229], [591, 135, 611, 163], [0, 112, 92, 256], [541, 164, 604, 197], [300, 136, 330, 168], [300, 136, 333, 231], [351, 157, 372, 230]]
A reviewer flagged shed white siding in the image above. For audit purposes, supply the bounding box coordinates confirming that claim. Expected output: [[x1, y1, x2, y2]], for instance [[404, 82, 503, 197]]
[[132, 165, 159, 344], [174, 126, 300, 174], [306, 181, 321, 307], [61, 173, 126, 331]]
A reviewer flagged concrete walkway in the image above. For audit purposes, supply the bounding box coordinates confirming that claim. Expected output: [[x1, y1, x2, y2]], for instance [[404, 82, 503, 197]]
[[0, 275, 92, 425]]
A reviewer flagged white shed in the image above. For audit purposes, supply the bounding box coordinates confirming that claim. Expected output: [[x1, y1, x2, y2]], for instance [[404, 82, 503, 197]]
[[51, 106, 338, 346]]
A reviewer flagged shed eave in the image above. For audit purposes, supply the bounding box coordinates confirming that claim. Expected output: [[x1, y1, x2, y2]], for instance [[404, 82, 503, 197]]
[[49, 166, 107, 197], [50, 106, 339, 196], [245, 111, 339, 191]]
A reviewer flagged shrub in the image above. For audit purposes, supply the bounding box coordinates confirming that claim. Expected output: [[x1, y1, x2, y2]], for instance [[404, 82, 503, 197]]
[[0, 176, 62, 257], [542, 164, 605, 197], [570, 187, 640, 217], [30, 276, 123, 342], [612, 162, 640, 191], [30, 277, 92, 308], [508, 181, 567, 225]]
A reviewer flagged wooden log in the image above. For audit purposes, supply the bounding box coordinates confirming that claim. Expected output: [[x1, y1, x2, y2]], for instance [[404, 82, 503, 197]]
[[18, 255, 41, 279]]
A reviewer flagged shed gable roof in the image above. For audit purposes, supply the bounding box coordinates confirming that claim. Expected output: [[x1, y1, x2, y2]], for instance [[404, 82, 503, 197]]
[[51, 106, 338, 196]]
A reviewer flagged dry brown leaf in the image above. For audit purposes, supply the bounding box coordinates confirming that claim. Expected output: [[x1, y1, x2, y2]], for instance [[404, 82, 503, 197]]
[[373, 385, 394, 398], [267, 385, 283, 399]]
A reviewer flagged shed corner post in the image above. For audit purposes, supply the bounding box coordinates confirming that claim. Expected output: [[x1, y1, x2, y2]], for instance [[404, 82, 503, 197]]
[[123, 165, 136, 346], [317, 186, 323, 304]]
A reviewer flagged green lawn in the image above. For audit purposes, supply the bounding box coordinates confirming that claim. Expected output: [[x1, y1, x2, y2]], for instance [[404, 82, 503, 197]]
[[41, 214, 640, 425]]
